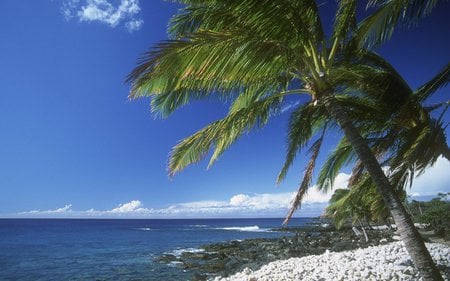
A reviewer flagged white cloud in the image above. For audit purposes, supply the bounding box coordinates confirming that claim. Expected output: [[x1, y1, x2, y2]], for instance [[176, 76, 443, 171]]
[[177, 200, 227, 209], [10, 160, 448, 219], [19, 204, 72, 215], [125, 19, 143, 32], [302, 172, 350, 203], [230, 194, 250, 206], [62, 0, 143, 32], [408, 157, 450, 196], [13, 194, 321, 218], [110, 200, 144, 213], [11, 172, 352, 218]]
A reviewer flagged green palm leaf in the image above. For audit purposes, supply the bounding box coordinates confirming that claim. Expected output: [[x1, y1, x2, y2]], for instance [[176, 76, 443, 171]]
[[317, 138, 355, 192], [168, 93, 283, 176], [170, 0, 324, 45], [283, 128, 326, 225], [355, 0, 440, 48], [415, 62, 450, 102], [277, 102, 327, 183]]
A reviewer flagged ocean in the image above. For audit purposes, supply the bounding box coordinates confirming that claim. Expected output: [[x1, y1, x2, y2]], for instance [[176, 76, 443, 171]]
[[0, 218, 316, 280]]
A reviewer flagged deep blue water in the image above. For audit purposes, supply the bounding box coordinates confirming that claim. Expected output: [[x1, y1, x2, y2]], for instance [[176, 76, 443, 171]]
[[0, 218, 316, 280]]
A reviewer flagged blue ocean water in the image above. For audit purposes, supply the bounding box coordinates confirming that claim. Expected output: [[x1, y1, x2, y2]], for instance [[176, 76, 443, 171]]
[[0, 218, 315, 280]]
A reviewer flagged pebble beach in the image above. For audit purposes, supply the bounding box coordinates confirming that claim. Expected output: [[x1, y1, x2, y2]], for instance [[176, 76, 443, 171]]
[[213, 241, 450, 281]]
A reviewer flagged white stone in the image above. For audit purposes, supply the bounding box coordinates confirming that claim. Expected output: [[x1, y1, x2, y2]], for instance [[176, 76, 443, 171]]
[[213, 242, 450, 281]]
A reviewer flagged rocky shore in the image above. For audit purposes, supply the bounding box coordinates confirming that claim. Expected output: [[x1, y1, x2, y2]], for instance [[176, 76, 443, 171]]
[[156, 224, 396, 280], [213, 241, 450, 281]]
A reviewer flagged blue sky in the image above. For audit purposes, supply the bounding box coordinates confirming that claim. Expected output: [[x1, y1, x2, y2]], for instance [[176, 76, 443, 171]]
[[0, 0, 449, 218]]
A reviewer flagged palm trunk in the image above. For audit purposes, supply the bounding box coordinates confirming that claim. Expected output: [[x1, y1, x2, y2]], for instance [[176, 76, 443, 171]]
[[323, 95, 443, 281]]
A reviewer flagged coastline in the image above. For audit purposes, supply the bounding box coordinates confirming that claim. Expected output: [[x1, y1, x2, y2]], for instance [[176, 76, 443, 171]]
[[155, 222, 450, 281], [213, 241, 450, 281], [2, 218, 448, 280], [157, 223, 399, 280]]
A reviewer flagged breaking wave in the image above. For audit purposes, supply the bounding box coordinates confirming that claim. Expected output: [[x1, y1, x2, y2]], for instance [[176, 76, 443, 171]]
[[136, 227, 152, 231], [216, 226, 269, 232]]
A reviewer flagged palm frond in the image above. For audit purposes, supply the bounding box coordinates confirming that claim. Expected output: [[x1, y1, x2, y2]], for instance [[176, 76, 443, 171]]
[[317, 138, 356, 192], [347, 160, 365, 188], [355, 0, 439, 48], [283, 129, 325, 225], [330, 59, 412, 113], [390, 117, 448, 179], [169, 0, 324, 48], [277, 102, 327, 183], [130, 30, 293, 93], [330, 0, 357, 55], [325, 188, 352, 229], [168, 93, 283, 176], [335, 95, 388, 128], [228, 81, 289, 114], [415, 62, 450, 102]]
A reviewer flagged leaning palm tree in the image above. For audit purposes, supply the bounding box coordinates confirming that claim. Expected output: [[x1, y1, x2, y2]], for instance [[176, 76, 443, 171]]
[[127, 0, 443, 279], [322, 62, 449, 248], [319, 62, 449, 230]]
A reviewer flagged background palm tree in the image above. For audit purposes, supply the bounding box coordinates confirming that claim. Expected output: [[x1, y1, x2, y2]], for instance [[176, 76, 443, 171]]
[[325, 185, 393, 230], [127, 0, 445, 279]]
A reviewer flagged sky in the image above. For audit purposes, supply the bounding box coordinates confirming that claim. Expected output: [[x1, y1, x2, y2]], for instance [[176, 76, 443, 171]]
[[0, 0, 449, 219]]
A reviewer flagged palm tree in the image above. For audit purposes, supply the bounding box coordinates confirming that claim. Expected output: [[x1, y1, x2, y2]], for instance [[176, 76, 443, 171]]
[[325, 185, 393, 230], [320, 62, 449, 231], [127, 0, 444, 279]]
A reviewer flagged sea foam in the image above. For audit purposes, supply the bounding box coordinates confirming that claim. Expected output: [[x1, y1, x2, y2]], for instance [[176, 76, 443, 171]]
[[216, 226, 269, 232], [168, 248, 205, 258]]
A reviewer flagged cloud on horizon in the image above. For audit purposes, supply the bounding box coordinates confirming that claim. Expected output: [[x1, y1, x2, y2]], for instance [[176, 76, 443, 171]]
[[24, 204, 73, 215], [14, 194, 324, 219], [10, 159, 449, 219], [12, 173, 350, 218], [408, 157, 450, 197], [62, 0, 143, 32]]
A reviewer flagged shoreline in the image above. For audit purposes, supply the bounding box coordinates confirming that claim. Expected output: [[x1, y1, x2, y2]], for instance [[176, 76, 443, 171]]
[[157, 223, 398, 280]]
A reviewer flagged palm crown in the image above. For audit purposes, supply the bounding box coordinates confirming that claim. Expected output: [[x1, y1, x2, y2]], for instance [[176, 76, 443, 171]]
[[128, 0, 363, 174], [127, 1, 446, 279]]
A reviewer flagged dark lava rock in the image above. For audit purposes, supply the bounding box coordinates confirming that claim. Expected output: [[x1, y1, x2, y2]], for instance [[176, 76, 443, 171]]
[[191, 273, 208, 281], [156, 226, 395, 279]]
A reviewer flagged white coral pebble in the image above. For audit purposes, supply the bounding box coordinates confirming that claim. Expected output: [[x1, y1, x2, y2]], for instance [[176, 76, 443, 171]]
[[212, 242, 450, 281]]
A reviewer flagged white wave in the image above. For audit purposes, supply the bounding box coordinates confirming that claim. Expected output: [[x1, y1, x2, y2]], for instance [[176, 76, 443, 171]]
[[216, 226, 269, 232], [168, 261, 183, 267], [137, 227, 151, 231], [167, 248, 205, 258]]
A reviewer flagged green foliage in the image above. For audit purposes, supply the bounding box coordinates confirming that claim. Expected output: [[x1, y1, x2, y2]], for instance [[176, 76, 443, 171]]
[[325, 177, 399, 229], [276, 103, 328, 184], [128, 0, 447, 222], [168, 93, 283, 176], [415, 62, 450, 102], [129, 0, 348, 183], [317, 138, 355, 192], [408, 197, 450, 237], [283, 127, 326, 225], [355, 0, 440, 48], [319, 61, 450, 219]]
